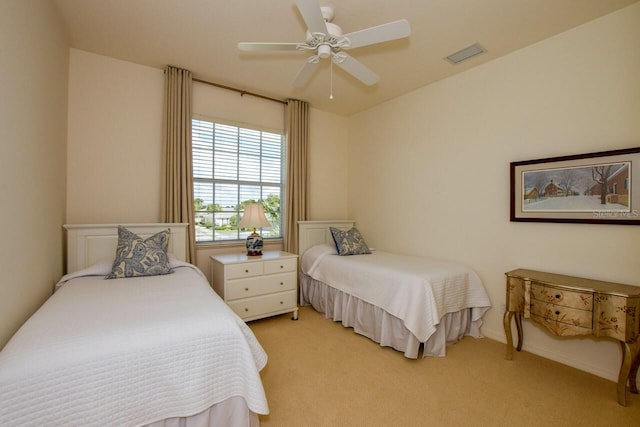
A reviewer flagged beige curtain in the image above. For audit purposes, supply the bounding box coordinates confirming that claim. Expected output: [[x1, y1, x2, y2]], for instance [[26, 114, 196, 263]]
[[284, 99, 309, 254], [161, 66, 196, 263]]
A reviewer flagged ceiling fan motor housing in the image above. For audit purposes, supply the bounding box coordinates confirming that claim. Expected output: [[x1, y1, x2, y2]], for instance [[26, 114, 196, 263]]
[[306, 21, 343, 58]]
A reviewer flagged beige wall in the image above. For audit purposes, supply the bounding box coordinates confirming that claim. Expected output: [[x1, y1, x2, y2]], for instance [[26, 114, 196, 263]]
[[67, 49, 164, 224], [348, 3, 640, 381], [308, 109, 350, 220], [0, 1, 69, 349], [66, 51, 349, 278]]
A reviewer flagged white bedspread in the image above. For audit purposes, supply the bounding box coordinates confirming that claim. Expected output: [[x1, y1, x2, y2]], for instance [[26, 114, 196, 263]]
[[0, 264, 269, 426], [301, 244, 491, 342]]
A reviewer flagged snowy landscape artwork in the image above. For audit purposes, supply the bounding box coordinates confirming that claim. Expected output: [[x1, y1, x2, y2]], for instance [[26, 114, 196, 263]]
[[510, 147, 640, 225], [522, 162, 630, 212]]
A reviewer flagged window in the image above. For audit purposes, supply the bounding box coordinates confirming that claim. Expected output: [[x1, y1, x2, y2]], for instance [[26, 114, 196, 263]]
[[192, 118, 284, 243]]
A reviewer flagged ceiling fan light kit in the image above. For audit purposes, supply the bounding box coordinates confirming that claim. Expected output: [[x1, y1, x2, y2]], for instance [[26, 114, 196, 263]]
[[238, 0, 411, 98]]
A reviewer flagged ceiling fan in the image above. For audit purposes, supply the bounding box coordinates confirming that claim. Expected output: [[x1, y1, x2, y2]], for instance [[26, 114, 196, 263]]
[[238, 0, 411, 94]]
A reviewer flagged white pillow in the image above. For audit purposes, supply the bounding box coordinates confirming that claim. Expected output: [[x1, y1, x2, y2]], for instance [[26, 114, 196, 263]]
[[301, 243, 337, 275]]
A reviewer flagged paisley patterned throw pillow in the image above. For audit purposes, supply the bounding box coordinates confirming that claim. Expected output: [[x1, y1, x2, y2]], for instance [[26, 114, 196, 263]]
[[105, 226, 172, 279], [329, 227, 371, 256]]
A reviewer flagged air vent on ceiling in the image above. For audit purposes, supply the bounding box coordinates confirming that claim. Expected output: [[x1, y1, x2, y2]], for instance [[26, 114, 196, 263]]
[[445, 43, 486, 64]]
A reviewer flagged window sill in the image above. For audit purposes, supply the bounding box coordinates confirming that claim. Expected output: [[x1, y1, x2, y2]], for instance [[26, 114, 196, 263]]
[[196, 238, 284, 250]]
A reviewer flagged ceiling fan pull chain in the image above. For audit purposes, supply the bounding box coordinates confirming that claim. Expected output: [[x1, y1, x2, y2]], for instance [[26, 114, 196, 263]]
[[329, 56, 334, 100]]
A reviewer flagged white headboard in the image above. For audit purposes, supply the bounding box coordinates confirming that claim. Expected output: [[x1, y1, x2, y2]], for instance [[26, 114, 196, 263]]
[[64, 223, 189, 273], [297, 220, 355, 256]]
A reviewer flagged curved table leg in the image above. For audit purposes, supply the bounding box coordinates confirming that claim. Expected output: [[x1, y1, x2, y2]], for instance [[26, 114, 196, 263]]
[[504, 311, 514, 360], [629, 343, 640, 394], [514, 312, 523, 352], [504, 311, 524, 360], [617, 340, 640, 406]]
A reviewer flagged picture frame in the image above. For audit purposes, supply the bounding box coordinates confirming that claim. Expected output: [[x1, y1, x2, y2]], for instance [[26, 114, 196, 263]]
[[510, 147, 640, 225]]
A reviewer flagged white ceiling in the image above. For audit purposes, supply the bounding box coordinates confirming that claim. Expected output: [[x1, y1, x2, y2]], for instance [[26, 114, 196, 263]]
[[53, 0, 639, 116]]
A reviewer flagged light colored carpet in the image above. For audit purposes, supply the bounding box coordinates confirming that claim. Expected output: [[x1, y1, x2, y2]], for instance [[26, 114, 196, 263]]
[[248, 306, 639, 427]]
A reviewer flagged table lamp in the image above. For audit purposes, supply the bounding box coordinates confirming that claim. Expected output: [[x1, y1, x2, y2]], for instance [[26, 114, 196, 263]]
[[238, 203, 270, 256]]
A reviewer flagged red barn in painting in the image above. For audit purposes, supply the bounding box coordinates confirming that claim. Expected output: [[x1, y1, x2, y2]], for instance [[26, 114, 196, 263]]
[[587, 164, 629, 206]]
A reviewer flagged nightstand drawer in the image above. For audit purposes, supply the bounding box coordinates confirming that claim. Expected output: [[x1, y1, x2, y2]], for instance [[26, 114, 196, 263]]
[[226, 262, 264, 279], [226, 272, 297, 300], [264, 257, 297, 274], [530, 283, 592, 311], [227, 290, 297, 319]]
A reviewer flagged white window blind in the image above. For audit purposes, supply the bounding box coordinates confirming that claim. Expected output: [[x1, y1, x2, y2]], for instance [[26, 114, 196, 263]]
[[192, 118, 283, 243]]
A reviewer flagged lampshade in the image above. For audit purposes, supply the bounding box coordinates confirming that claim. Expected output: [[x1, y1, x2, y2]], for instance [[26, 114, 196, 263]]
[[238, 203, 270, 229], [239, 203, 270, 256]]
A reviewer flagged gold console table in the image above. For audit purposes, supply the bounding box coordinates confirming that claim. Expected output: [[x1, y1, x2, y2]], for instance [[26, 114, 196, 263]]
[[504, 269, 640, 406]]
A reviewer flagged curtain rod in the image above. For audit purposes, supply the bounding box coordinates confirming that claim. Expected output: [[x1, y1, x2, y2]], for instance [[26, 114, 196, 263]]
[[192, 77, 287, 105]]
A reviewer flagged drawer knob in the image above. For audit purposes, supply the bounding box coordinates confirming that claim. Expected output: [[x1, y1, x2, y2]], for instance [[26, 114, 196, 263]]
[[245, 308, 249, 312], [280, 282, 284, 286], [555, 310, 560, 315], [245, 287, 249, 291], [555, 294, 561, 299], [245, 269, 249, 273], [280, 265, 284, 269], [280, 301, 283, 304]]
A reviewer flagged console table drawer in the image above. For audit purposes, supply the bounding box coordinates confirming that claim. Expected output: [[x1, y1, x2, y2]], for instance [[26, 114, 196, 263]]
[[530, 283, 593, 310], [530, 300, 593, 335]]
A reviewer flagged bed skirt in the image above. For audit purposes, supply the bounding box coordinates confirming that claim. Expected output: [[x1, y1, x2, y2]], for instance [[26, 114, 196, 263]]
[[144, 396, 259, 427], [300, 273, 483, 358]]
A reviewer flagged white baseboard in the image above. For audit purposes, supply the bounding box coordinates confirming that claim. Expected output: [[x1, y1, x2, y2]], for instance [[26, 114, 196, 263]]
[[480, 327, 619, 383]]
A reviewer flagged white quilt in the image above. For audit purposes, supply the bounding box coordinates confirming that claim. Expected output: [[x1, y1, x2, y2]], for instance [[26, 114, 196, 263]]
[[301, 244, 491, 342], [0, 263, 269, 426]]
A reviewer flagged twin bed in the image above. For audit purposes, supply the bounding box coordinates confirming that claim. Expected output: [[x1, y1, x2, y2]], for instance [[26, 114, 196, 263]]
[[298, 220, 491, 358], [0, 220, 492, 426], [0, 224, 268, 427]]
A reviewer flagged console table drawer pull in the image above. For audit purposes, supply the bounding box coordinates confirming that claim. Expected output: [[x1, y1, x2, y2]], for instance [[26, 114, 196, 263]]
[[555, 310, 560, 315], [555, 294, 561, 299]]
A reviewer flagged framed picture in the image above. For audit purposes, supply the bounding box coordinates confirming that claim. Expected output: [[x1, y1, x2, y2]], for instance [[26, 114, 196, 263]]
[[510, 147, 640, 225]]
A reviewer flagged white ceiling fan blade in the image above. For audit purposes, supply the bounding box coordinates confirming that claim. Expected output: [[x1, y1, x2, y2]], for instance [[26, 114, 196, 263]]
[[295, 0, 328, 35], [293, 58, 320, 87], [342, 19, 411, 49], [238, 42, 302, 52], [333, 53, 379, 86]]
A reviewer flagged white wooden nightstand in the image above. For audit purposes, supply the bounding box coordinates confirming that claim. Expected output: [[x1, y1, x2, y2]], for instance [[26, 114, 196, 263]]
[[210, 251, 299, 321]]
